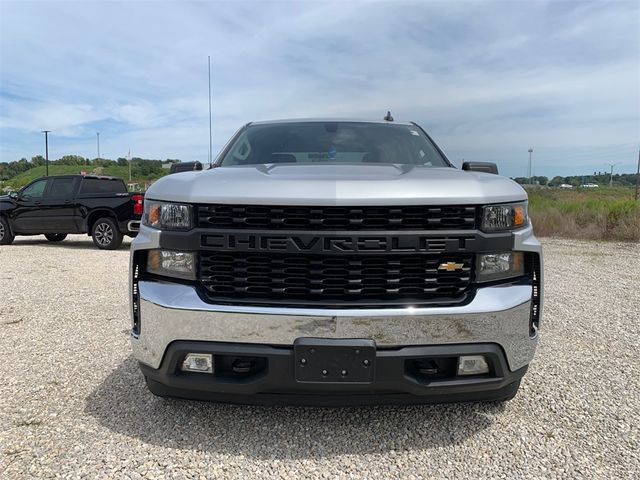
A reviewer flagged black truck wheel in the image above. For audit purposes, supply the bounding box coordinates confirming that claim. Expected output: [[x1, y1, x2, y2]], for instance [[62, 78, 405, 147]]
[[45, 233, 67, 242], [91, 217, 123, 250], [0, 217, 15, 245]]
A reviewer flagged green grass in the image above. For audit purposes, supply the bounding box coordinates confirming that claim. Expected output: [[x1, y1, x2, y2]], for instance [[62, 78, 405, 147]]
[[528, 187, 640, 242], [3, 165, 166, 189]]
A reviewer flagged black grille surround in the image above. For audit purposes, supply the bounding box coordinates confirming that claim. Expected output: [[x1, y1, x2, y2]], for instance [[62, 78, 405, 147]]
[[198, 204, 477, 231], [199, 251, 474, 307], [185, 203, 487, 308]]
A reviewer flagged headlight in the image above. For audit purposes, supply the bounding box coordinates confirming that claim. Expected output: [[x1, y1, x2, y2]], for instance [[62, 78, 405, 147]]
[[143, 200, 192, 230], [147, 249, 196, 280], [481, 202, 528, 232], [477, 252, 524, 282]]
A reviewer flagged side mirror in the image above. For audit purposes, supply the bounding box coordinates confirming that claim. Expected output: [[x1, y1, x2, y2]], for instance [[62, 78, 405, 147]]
[[462, 161, 499, 175], [8, 191, 18, 199], [169, 161, 203, 174]]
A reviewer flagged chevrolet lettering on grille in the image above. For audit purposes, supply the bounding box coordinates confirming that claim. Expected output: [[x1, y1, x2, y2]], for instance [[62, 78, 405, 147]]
[[201, 233, 472, 254]]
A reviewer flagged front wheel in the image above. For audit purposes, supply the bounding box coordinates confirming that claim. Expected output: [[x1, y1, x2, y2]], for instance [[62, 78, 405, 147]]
[[0, 217, 15, 245], [45, 233, 67, 242], [91, 217, 123, 250]]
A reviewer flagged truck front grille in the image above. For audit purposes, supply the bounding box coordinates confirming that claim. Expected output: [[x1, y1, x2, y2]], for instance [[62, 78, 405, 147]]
[[198, 252, 473, 307], [198, 204, 477, 231]]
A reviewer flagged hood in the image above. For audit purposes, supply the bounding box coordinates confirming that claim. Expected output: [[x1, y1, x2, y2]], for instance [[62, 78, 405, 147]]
[[146, 164, 527, 206]]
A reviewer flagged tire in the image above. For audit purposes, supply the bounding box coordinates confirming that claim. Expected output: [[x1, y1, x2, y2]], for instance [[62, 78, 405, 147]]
[[45, 233, 67, 242], [0, 217, 15, 245], [91, 217, 123, 250]]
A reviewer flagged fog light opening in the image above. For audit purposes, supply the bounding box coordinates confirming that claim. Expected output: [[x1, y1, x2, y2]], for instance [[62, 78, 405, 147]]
[[457, 355, 489, 376], [181, 353, 214, 373]]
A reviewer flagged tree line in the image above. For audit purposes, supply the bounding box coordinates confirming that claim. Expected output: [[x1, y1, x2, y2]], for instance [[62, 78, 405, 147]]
[[0, 156, 182, 181], [2, 156, 637, 187], [513, 173, 638, 187]]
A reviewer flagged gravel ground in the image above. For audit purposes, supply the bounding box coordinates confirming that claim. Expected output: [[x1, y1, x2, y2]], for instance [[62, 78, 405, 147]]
[[1, 235, 638, 479]]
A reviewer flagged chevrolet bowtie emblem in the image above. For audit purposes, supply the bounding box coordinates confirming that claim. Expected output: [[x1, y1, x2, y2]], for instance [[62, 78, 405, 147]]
[[438, 262, 464, 272]]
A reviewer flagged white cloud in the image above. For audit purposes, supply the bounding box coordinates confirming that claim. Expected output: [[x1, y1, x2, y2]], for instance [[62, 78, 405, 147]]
[[0, 0, 638, 176]]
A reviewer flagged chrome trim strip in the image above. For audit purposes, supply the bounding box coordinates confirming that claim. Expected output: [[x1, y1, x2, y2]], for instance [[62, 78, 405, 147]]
[[127, 220, 141, 232], [138, 281, 532, 318]]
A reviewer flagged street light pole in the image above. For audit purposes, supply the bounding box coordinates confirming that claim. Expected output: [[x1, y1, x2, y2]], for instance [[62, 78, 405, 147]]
[[605, 162, 621, 187], [635, 148, 639, 201], [42, 130, 51, 176], [96, 132, 100, 160], [528, 148, 533, 184]]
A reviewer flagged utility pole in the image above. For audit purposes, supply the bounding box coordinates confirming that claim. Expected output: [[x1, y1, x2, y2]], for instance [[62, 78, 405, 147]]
[[208, 55, 213, 168], [42, 130, 51, 176], [128, 149, 132, 182], [605, 162, 621, 187], [635, 147, 639, 201], [528, 148, 533, 184], [96, 132, 100, 160]]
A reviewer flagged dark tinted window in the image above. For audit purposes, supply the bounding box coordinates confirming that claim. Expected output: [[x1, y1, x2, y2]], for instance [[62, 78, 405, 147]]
[[21, 179, 47, 199], [47, 177, 76, 197], [219, 122, 449, 167], [79, 178, 126, 194]]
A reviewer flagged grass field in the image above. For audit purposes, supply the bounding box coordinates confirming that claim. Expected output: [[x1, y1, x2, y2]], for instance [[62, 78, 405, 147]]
[[528, 187, 640, 242], [3, 165, 166, 189]]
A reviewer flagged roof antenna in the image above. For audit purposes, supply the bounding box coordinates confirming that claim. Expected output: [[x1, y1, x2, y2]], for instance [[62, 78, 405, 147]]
[[208, 55, 213, 168], [383, 110, 394, 122]]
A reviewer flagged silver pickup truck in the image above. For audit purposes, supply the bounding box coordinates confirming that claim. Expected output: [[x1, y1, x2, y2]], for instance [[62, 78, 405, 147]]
[[130, 118, 543, 405]]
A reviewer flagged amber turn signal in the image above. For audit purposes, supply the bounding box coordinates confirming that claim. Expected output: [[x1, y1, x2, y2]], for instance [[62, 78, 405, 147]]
[[514, 206, 526, 227]]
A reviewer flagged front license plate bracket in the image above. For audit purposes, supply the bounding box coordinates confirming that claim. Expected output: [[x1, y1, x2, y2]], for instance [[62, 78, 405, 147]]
[[294, 338, 376, 383]]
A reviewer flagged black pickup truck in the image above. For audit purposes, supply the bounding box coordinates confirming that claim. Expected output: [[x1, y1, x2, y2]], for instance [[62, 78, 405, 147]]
[[0, 175, 144, 249]]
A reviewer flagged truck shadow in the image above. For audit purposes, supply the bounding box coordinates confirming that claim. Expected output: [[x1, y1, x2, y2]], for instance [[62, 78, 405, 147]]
[[85, 356, 505, 459]]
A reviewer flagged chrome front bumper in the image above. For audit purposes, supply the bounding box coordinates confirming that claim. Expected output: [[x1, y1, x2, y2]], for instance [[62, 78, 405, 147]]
[[132, 281, 537, 371]]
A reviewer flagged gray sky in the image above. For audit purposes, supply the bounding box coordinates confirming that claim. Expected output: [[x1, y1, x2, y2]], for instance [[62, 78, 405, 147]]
[[1, 0, 638, 178]]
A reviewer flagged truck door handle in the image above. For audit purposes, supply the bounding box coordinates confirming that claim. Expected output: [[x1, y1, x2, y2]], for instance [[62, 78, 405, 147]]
[[64, 200, 71, 204], [35, 201, 41, 205]]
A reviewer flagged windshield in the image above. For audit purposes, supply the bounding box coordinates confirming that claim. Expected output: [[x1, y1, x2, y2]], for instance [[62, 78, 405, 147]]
[[218, 122, 450, 167]]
